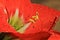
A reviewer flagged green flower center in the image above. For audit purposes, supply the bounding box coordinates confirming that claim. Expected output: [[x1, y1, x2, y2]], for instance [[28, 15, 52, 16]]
[[8, 8, 31, 33]]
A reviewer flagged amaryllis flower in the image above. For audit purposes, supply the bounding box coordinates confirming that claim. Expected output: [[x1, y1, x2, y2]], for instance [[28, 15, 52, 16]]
[[0, 0, 60, 40]]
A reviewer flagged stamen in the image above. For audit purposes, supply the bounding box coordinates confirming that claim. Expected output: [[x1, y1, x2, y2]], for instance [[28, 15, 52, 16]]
[[32, 11, 39, 21], [29, 11, 39, 23], [29, 19, 35, 23]]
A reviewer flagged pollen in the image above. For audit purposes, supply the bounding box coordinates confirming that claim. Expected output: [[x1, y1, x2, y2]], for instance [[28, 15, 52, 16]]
[[32, 11, 39, 21], [29, 18, 35, 23]]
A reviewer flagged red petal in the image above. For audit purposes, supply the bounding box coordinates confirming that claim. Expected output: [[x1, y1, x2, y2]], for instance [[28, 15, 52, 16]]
[[0, 0, 60, 40]]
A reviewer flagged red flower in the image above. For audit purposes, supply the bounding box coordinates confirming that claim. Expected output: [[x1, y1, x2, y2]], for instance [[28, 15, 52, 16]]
[[0, 0, 60, 40]]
